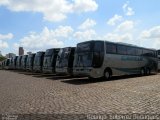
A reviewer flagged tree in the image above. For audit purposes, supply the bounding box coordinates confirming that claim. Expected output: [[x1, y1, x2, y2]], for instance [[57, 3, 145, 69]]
[[0, 56, 6, 61]]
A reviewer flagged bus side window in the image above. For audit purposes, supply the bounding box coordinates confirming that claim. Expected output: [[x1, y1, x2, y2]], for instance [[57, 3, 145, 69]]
[[136, 48, 143, 56], [127, 47, 136, 55], [149, 50, 155, 57], [152, 51, 157, 58], [106, 43, 117, 54], [142, 49, 154, 57], [93, 42, 104, 68], [117, 45, 127, 55], [155, 51, 158, 58], [94, 42, 104, 52]]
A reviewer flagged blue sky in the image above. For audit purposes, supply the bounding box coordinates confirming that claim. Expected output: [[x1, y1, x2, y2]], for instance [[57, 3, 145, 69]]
[[0, 0, 160, 55]]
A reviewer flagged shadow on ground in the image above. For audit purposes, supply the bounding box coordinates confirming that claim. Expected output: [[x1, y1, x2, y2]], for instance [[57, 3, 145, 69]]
[[9, 70, 41, 75], [62, 74, 156, 85], [4, 69, 158, 85]]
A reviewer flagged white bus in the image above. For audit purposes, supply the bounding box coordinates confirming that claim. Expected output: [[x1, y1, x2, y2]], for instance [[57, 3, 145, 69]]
[[9, 56, 18, 70], [43, 48, 60, 73], [73, 40, 158, 79], [4, 58, 11, 70], [55, 47, 75, 75], [158, 50, 160, 71]]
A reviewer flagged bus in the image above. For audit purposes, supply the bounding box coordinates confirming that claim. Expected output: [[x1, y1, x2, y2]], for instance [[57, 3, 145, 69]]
[[21, 55, 28, 70], [43, 48, 60, 73], [4, 58, 10, 69], [8, 57, 14, 69], [55, 47, 75, 75], [26, 53, 36, 71], [158, 50, 160, 71], [9, 56, 18, 70], [16, 56, 22, 69], [1, 60, 5, 69], [12, 56, 18, 69], [73, 40, 158, 79], [33, 51, 45, 72], [0, 62, 2, 69]]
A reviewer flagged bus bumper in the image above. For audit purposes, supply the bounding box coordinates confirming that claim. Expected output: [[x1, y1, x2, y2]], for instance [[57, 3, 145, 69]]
[[26, 66, 33, 72], [43, 66, 54, 73], [33, 66, 42, 73], [73, 67, 92, 77], [56, 67, 72, 75], [73, 67, 103, 78]]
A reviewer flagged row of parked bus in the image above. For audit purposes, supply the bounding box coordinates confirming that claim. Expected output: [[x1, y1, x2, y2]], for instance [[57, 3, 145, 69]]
[[1, 47, 75, 75], [1, 40, 159, 79]]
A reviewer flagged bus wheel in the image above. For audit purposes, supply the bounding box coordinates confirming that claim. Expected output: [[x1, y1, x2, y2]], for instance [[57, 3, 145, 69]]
[[104, 69, 111, 80], [146, 68, 150, 75], [140, 68, 145, 76]]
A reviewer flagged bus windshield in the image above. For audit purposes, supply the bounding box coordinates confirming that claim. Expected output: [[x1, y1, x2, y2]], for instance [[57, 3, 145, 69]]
[[57, 48, 71, 67], [76, 42, 93, 53], [34, 56, 41, 66], [45, 49, 54, 56], [17, 56, 22, 65], [43, 49, 59, 67], [27, 54, 34, 66], [34, 52, 44, 66], [75, 41, 104, 68]]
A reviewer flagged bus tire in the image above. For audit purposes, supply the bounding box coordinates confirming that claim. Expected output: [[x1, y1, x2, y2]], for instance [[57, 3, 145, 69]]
[[104, 69, 112, 80], [140, 68, 145, 76]]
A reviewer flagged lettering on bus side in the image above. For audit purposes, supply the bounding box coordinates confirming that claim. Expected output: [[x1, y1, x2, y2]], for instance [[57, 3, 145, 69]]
[[121, 56, 143, 61]]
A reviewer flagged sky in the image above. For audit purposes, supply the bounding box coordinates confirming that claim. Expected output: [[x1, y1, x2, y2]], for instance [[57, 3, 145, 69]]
[[0, 0, 160, 55]]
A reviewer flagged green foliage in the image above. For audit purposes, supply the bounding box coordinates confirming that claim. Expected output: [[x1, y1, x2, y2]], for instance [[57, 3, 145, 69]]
[[0, 56, 6, 61]]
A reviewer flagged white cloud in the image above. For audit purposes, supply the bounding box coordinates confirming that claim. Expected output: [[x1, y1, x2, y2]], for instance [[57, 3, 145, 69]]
[[140, 26, 160, 49], [13, 43, 20, 55], [0, 33, 13, 50], [0, 33, 13, 40], [103, 33, 133, 43], [0, 40, 9, 49], [53, 26, 74, 38], [153, 40, 160, 49], [116, 20, 134, 32], [74, 29, 96, 41], [14, 26, 74, 52], [123, 1, 135, 16], [73, 0, 98, 13], [0, 0, 9, 5], [140, 26, 160, 39], [78, 18, 96, 30], [0, 0, 72, 22], [0, 0, 98, 22], [107, 14, 123, 26]]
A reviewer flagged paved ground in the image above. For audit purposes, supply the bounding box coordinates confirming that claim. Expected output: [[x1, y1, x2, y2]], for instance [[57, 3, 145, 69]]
[[0, 70, 160, 119]]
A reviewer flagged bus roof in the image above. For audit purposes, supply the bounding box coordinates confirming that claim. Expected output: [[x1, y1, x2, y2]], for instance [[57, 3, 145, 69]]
[[28, 53, 36, 57], [22, 55, 28, 57], [36, 51, 45, 56], [45, 48, 60, 52], [61, 47, 75, 49], [22, 55, 28, 58], [36, 51, 45, 54], [79, 40, 157, 51]]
